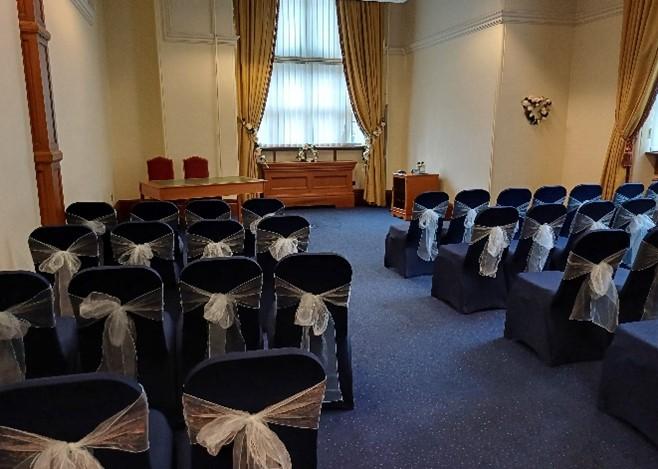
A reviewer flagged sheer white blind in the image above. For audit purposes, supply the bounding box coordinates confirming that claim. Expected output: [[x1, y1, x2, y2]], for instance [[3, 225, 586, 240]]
[[258, 0, 364, 146]]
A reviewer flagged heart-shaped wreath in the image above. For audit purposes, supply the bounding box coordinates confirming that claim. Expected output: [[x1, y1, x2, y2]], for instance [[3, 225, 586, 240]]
[[522, 96, 552, 125]]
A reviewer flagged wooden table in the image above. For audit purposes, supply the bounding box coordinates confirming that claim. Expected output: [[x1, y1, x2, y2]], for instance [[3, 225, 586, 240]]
[[139, 176, 266, 201], [391, 173, 441, 220], [258, 161, 356, 208]]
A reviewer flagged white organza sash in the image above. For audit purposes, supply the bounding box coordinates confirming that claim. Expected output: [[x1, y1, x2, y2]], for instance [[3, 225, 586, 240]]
[[180, 276, 262, 357], [569, 209, 614, 236], [186, 209, 231, 225], [613, 206, 656, 265], [111, 232, 174, 266], [275, 277, 350, 402], [412, 201, 448, 261], [613, 191, 641, 206], [564, 249, 626, 332], [256, 227, 310, 262], [66, 212, 118, 236], [452, 201, 489, 243], [514, 201, 530, 219], [646, 188, 658, 202], [29, 232, 98, 317], [567, 195, 601, 213], [631, 241, 658, 320], [183, 379, 325, 469], [470, 222, 517, 278], [72, 289, 163, 377], [0, 391, 149, 469], [130, 212, 179, 227], [242, 208, 284, 235], [188, 230, 245, 259], [533, 196, 566, 208], [520, 214, 566, 272], [0, 288, 53, 385]]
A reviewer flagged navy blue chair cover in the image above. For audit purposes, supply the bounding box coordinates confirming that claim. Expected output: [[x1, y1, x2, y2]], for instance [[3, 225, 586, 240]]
[[442, 189, 490, 244], [432, 206, 518, 313], [178, 258, 263, 382], [561, 184, 602, 236], [66, 201, 118, 265], [506, 203, 567, 283], [612, 182, 644, 206], [646, 180, 658, 200], [0, 271, 77, 382], [505, 229, 629, 366], [384, 191, 449, 277], [550, 200, 616, 270], [131, 200, 183, 261], [256, 215, 310, 341], [0, 373, 173, 468], [611, 197, 656, 228], [177, 349, 325, 469], [185, 199, 231, 225], [531, 185, 567, 207], [273, 253, 354, 409], [68, 266, 177, 419], [186, 220, 245, 261], [598, 320, 658, 446], [496, 187, 532, 210], [242, 198, 285, 257], [618, 227, 658, 323]]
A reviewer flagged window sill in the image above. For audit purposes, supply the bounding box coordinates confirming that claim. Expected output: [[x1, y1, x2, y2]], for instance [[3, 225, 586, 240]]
[[260, 144, 365, 151]]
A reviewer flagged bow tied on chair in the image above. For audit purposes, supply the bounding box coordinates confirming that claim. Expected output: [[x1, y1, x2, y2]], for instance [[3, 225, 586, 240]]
[[183, 379, 326, 469], [520, 214, 565, 272], [617, 208, 656, 265], [180, 276, 262, 357], [243, 208, 283, 235], [204, 241, 234, 259], [470, 223, 516, 278], [570, 210, 614, 236], [256, 227, 310, 262], [29, 233, 98, 317], [412, 201, 448, 261], [453, 201, 488, 243], [0, 391, 149, 468], [67, 212, 117, 236], [74, 289, 164, 377], [565, 249, 626, 332], [188, 230, 244, 259], [111, 233, 174, 267]]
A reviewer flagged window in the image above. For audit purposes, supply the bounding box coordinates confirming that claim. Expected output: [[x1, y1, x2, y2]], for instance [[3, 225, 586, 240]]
[[648, 99, 658, 152], [258, 0, 364, 146]]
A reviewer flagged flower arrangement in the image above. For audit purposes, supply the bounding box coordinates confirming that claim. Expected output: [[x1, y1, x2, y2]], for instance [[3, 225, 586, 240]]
[[522, 96, 552, 125], [297, 144, 319, 162]]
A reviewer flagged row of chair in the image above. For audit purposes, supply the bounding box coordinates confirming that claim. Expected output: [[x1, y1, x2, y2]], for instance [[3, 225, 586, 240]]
[[148, 155, 211, 180]]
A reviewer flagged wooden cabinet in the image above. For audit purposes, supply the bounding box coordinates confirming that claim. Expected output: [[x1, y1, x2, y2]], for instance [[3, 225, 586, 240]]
[[391, 173, 441, 220], [258, 161, 356, 208]]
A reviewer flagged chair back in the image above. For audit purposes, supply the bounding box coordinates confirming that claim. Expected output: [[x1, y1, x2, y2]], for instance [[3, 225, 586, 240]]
[[183, 350, 325, 468], [187, 220, 245, 261], [242, 198, 285, 218], [65, 202, 117, 228], [509, 203, 567, 274], [147, 156, 174, 181], [0, 271, 66, 382], [561, 184, 603, 236], [619, 227, 658, 322], [532, 185, 566, 207], [408, 191, 449, 244], [646, 181, 658, 200], [69, 266, 168, 378], [185, 199, 231, 225], [496, 187, 532, 210], [613, 182, 644, 205], [29, 225, 99, 279], [256, 215, 311, 271], [131, 200, 180, 230], [183, 156, 210, 179], [0, 373, 155, 467], [611, 197, 656, 229], [179, 258, 263, 378], [464, 206, 518, 274], [242, 198, 285, 256], [443, 189, 490, 244], [110, 221, 177, 285]]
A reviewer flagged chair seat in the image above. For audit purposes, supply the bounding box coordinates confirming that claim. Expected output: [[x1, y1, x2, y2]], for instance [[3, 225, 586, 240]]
[[387, 223, 409, 240], [516, 270, 563, 295], [384, 222, 434, 278], [440, 242, 469, 259], [599, 320, 658, 446], [149, 409, 174, 469]]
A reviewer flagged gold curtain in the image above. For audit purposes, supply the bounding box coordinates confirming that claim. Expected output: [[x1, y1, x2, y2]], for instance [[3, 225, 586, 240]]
[[336, 0, 387, 206], [233, 0, 279, 183], [601, 0, 658, 198]]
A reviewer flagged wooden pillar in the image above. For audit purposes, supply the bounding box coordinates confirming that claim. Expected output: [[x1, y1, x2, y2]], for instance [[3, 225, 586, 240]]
[[16, 0, 65, 225]]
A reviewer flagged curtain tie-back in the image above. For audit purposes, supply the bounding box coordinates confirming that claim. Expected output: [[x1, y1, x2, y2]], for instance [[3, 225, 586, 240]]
[[180, 277, 262, 357], [564, 249, 626, 332], [183, 379, 326, 469], [256, 227, 310, 261], [0, 391, 149, 468], [73, 289, 163, 377], [470, 223, 516, 278], [362, 120, 386, 163]]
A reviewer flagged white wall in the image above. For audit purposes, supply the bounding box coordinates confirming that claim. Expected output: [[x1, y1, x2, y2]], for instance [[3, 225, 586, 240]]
[[47, 0, 115, 205], [0, 0, 42, 269]]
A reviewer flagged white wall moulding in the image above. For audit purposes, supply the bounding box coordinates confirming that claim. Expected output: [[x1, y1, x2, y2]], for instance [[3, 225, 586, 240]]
[[70, 0, 95, 25], [160, 0, 238, 45]]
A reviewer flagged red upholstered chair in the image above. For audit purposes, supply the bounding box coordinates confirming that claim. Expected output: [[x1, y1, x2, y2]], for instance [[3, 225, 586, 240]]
[[147, 156, 175, 181], [183, 156, 210, 179]]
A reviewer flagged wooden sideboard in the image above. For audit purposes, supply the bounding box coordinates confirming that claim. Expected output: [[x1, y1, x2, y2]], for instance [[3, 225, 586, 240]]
[[391, 173, 441, 220], [258, 161, 356, 207]]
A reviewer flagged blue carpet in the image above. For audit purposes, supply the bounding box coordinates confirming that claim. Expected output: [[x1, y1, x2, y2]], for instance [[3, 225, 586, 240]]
[[287, 207, 658, 469]]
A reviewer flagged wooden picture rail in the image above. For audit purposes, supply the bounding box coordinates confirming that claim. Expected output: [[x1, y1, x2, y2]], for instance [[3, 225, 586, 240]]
[[16, 0, 65, 225]]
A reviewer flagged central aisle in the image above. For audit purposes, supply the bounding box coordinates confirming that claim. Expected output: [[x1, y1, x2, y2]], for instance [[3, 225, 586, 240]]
[[286, 207, 658, 469]]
